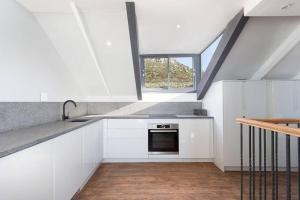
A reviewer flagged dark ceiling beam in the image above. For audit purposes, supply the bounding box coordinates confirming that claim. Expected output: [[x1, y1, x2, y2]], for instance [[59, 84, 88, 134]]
[[197, 10, 249, 100], [126, 2, 142, 100]]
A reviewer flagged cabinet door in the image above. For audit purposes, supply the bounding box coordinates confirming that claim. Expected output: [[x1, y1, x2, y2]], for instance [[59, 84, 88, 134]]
[[270, 81, 297, 118], [0, 141, 54, 200], [96, 120, 103, 165], [54, 129, 83, 200], [179, 119, 213, 158], [107, 119, 147, 129], [82, 123, 98, 181], [244, 81, 267, 118], [105, 129, 147, 158]]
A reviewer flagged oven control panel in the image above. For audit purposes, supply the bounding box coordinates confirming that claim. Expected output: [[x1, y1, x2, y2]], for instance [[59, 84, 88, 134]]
[[148, 123, 179, 130]]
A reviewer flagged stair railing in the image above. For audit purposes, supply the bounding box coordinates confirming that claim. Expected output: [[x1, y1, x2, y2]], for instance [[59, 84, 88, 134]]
[[237, 118, 300, 200]]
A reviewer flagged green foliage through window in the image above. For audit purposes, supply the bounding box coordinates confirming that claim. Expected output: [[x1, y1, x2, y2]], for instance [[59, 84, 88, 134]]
[[143, 57, 194, 90]]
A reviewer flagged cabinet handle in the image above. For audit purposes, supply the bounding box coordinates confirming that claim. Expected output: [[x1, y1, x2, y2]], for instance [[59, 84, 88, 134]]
[[149, 130, 178, 133]]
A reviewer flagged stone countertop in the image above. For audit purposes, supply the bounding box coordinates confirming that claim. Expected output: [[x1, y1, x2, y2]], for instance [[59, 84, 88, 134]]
[[0, 114, 213, 158], [84, 114, 213, 119]]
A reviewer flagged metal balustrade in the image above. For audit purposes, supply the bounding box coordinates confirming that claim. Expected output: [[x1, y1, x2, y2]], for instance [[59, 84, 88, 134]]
[[237, 118, 300, 200]]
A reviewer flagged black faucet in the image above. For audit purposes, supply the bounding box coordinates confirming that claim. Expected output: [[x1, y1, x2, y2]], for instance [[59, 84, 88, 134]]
[[62, 100, 77, 120]]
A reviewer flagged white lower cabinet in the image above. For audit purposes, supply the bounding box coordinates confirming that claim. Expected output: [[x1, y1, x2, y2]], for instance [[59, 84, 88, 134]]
[[82, 122, 101, 182], [0, 121, 103, 200], [96, 120, 103, 165], [179, 119, 213, 158], [0, 118, 214, 199], [53, 129, 83, 200], [0, 140, 54, 200], [104, 119, 148, 159], [105, 129, 147, 158], [104, 118, 213, 160]]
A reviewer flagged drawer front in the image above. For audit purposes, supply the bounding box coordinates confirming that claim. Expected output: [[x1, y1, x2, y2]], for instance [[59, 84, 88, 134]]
[[107, 119, 147, 129], [106, 129, 146, 139], [105, 138, 148, 158]]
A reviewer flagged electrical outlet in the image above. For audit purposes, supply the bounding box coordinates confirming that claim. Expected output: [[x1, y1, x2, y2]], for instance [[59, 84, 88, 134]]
[[40, 92, 48, 102]]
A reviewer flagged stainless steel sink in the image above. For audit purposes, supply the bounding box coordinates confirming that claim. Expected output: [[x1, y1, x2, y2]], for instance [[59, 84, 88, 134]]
[[175, 115, 200, 118], [68, 118, 92, 123]]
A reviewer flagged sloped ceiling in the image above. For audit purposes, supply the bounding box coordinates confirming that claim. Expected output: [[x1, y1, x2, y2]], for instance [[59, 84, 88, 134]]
[[16, 0, 247, 100], [16, 0, 137, 100], [265, 42, 300, 79], [214, 16, 300, 81], [135, 0, 247, 54], [245, 0, 300, 16]]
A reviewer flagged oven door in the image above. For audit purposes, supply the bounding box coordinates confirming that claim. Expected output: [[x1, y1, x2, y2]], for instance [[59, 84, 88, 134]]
[[148, 129, 179, 154]]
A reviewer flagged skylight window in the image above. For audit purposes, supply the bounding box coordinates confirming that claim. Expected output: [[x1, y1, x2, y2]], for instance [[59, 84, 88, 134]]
[[140, 55, 200, 92], [201, 34, 223, 76]]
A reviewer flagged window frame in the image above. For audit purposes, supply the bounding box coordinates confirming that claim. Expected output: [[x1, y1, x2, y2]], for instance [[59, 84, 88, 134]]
[[140, 54, 201, 93]]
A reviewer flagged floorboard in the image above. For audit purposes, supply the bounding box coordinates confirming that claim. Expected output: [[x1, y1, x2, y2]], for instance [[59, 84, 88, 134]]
[[78, 163, 298, 200]]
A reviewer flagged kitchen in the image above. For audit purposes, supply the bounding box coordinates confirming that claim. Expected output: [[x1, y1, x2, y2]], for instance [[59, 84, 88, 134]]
[[1, 0, 300, 199]]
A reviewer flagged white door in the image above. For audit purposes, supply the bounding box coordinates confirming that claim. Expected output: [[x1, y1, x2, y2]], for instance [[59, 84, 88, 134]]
[[0, 141, 54, 200], [53, 129, 83, 200], [179, 119, 213, 158]]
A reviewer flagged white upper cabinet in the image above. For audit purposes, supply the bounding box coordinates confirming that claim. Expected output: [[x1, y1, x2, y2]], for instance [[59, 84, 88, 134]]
[[179, 119, 213, 158], [0, 140, 54, 200]]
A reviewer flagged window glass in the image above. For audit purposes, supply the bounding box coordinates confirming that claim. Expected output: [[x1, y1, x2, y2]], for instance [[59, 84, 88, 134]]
[[201, 34, 223, 76], [142, 56, 197, 92], [144, 58, 168, 89], [169, 57, 193, 89]]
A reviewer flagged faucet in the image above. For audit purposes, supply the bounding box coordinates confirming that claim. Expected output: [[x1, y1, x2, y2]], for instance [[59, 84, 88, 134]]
[[62, 100, 77, 120]]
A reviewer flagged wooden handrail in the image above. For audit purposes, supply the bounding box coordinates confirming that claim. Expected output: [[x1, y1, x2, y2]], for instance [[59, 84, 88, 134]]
[[237, 118, 300, 138], [252, 118, 300, 124]]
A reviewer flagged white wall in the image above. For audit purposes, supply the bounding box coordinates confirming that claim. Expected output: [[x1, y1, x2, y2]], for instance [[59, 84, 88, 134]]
[[0, 0, 83, 102]]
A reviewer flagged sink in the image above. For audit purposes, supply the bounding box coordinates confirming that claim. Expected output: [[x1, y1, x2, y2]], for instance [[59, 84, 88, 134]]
[[124, 114, 149, 118], [68, 118, 92, 123], [175, 115, 200, 118]]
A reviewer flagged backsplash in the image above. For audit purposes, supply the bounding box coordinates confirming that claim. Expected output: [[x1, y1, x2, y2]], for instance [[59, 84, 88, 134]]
[[0, 102, 88, 133], [87, 102, 202, 115], [0, 102, 201, 133]]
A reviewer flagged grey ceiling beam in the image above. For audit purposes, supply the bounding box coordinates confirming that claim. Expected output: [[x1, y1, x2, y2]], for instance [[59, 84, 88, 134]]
[[197, 10, 249, 100], [126, 2, 142, 100]]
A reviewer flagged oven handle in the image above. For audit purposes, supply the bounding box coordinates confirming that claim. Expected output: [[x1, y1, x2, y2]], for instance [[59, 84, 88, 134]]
[[149, 130, 178, 133]]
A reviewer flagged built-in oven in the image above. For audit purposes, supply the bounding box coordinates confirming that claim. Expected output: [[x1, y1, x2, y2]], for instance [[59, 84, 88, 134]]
[[148, 123, 179, 155]]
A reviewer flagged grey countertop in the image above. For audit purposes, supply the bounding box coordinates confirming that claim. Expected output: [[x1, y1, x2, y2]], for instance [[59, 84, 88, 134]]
[[0, 114, 213, 158]]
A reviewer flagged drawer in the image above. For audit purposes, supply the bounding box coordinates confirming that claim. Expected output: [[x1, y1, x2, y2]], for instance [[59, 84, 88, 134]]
[[106, 129, 146, 139], [105, 138, 148, 158], [107, 119, 147, 129]]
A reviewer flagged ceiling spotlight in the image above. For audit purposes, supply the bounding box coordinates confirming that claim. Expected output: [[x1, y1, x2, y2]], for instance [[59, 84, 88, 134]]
[[176, 24, 181, 29], [106, 41, 112, 47], [281, 2, 295, 10]]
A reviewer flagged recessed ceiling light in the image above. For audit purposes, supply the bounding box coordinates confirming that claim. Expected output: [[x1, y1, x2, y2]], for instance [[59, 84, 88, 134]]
[[106, 41, 112, 47], [176, 24, 181, 29], [281, 2, 295, 10]]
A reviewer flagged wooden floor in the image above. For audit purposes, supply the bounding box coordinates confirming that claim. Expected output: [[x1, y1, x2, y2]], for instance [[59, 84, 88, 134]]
[[78, 163, 298, 200]]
